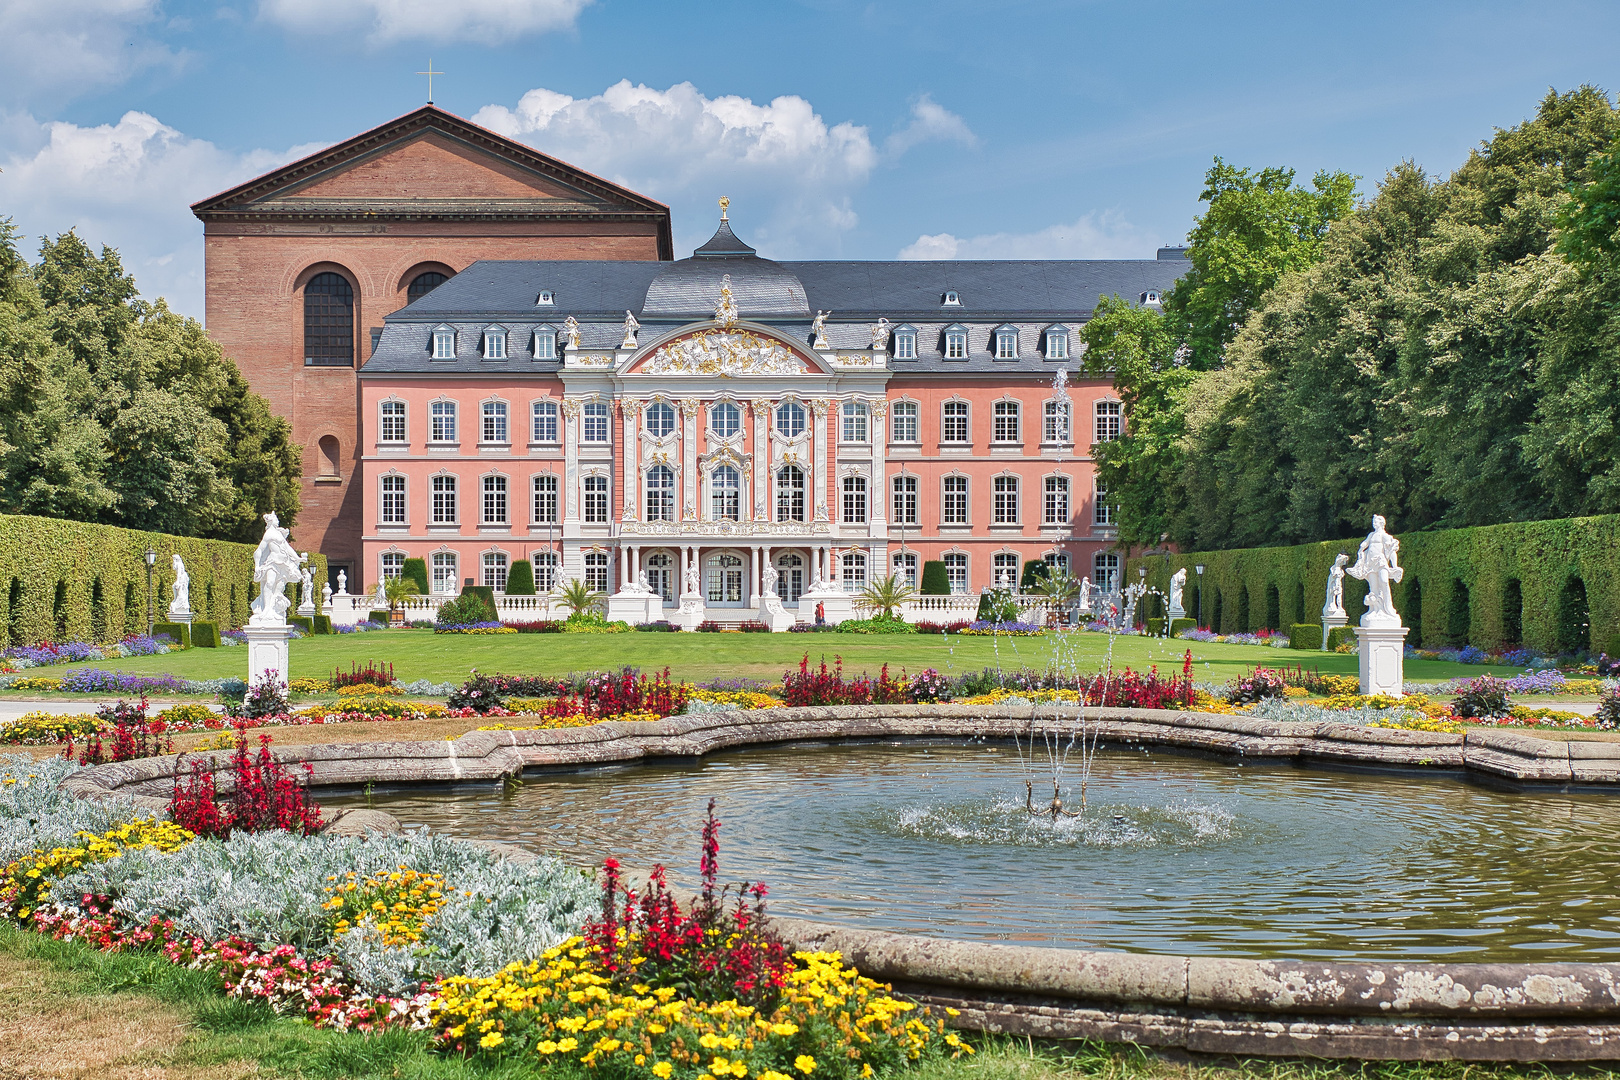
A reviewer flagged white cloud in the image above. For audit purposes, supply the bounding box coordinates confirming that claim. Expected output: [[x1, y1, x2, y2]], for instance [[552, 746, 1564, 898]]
[[898, 210, 1158, 261], [257, 0, 590, 45], [0, 0, 179, 103], [475, 80, 962, 257], [0, 111, 317, 319], [884, 94, 977, 157]]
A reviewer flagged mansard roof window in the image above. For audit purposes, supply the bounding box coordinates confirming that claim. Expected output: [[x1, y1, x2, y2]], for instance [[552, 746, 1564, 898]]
[[994, 325, 1019, 360], [892, 324, 917, 360], [431, 325, 456, 360], [537, 290, 555, 305], [532, 326, 557, 361], [1044, 325, 1070, 360], [482, 326, 508, 360], [942, 290, 961, 306], [942, 325, 968, 360]]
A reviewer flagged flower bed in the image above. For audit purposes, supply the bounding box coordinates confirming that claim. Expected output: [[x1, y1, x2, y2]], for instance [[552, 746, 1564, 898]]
[[959, 621, 1044, 636], [2, 634, 175, 670]]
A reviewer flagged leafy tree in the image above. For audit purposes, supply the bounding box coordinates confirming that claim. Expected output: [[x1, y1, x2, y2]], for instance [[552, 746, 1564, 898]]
[[1164, 158, 1358, 370]]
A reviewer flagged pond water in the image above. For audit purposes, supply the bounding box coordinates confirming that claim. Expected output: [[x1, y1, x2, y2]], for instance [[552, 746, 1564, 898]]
[[332, 741, 1620, 962]]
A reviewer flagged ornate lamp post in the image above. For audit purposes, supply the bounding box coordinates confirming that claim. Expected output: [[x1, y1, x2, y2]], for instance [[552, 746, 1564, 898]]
[[1195, 563, 1206, 629], [143, 548, 157, 635]]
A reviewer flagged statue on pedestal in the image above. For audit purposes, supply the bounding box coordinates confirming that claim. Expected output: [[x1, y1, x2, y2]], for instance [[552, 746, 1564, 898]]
[[1346, 515, 1404, 627], [249, 513, 301, 628], [297, 554, 316, 615], [1168, 567, 1187, 617], [622, 310, 640, 349], [762, 566, 779, 598], [1323, 553, 1350, 620], [811, 311, 830, 350], [168, 554, 191, 616]]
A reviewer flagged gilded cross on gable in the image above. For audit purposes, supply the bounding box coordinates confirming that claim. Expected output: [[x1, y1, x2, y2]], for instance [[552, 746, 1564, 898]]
[[417, 60, 444, 104]]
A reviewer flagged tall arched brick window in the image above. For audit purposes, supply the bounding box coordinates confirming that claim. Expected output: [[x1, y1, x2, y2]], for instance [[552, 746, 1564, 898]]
[[408, 271, 448, 304], [304, 272, 354, 366]]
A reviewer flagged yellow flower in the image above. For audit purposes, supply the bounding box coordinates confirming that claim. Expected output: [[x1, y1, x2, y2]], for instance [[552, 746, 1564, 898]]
[[537, 1040, 558, 1054], [770, 1022, 799, 1037], [479, 1031, 505, 1049], [556, 1037, 579, 1052], [699, 1033, 723, 1050], [795, 1055, 817, 1074], [652, 1063, 673, 1079], [635, 1054, 647, 1066]]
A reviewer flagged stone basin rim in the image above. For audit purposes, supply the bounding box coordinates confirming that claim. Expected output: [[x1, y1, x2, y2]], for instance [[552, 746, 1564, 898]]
[[50, 703, 1620, 1061]]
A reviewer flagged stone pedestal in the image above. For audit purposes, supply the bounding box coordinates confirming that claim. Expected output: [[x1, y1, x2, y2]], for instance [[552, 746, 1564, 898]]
[[167, 609, 193, 626], [1322, 614, 1347, 651], [760, 595, 796, 632], [244, 625, 291, 689], [328, 594, 361, 628], [1167, 601, 1185, 621], [296, 596, 316, 618], [799, 587, 855, 626], [607, 590, 663, 626], [675, 594, 706, 632], [1356, 625, 1408, 696]]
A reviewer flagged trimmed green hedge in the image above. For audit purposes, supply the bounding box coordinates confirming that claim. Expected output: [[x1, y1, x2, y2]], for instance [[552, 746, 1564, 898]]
[[288, 615, 314, 636], [1146, 617, 1197, 638], [401, 557, 430, 595], [191, 622, 220, 648], [312, 614, 332, 635], [1129, 513, 1620, 655], [0, 513, 325, 647], [1288, 623, 1319, 650], [920, 560, 950, 595], [1327, 626, 1357, 651], [152, 621, 191, 649], [506, 559, 536, 596]]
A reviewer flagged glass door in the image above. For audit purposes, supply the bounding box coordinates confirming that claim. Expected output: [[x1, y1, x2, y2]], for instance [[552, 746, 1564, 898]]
[[774, 551, 804, 605], [705, 553, 745, 606], [645, 552, 674, 604]]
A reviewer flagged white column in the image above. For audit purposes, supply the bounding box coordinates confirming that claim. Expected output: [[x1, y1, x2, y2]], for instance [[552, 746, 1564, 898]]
[[811, 400, 830, 522], [751, 399, 772, 522], [562, 399, 581, 522], [870, 397, 889, 536], [621, 399, 639, 521], [748, 546, 759, 606], [681, 399, 700, 520]]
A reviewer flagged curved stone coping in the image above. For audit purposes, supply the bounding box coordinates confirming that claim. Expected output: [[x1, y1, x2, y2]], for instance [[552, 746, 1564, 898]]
[[57, 705, 1620, 808], [53, 704, 1620, 1060]]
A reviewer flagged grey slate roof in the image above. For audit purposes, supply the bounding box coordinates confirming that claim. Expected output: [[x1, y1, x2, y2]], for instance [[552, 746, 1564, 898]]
[[365, 223, 1188, 375]]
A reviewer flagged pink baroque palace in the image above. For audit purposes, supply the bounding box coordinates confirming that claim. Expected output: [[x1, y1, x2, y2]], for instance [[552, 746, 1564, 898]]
[[359, 204, 1187, 625]]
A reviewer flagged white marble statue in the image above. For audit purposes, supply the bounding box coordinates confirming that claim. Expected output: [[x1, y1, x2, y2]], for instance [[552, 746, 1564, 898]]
[[374, 578, 387, 604], [636, 570, 652, 594], [249, 512, 302, 628], [762, 565, 779, 597], [1323, 553, 1350, 620], [296, 553, 316, 615], [683, 565, 701, 596], [621, 310, 639, 348], [715, 275, 739, 327], [1346, 515, 1404, 627], [870, 318, 891, 350], [809, 570, 824, 592], [1078, 576, 1092, 613], [563, 315, 581, 349], [1168, 567, 1186, 615], [811, 310, 830, 350], [168, 554, 190, 616], [336, 570, 348, 596]]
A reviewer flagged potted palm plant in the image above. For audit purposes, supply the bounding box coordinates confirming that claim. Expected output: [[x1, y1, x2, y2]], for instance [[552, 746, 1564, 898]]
[[856, 573, 917, 623], [558, 577, 605, 622], [382, 574, 418, 626]]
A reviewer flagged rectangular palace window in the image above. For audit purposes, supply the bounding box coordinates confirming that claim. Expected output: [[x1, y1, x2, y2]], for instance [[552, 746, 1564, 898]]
[[482, 474, 508, 524], [431, 475, 457, 523], [993, 475, 1019, 523], [380, 475, 405, 523], [380, 401, 405, 442], [942, 476, 968, 524]]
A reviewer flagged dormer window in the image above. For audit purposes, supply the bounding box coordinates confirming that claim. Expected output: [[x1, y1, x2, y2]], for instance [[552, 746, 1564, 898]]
[[532, 326, 556, 360], [892, 325, 916, 360], [431, 325, 456, 360], [943, 326, 968, 360], [537, 290, 555, 306], [482, 326, 507, 360], [1045, 326, 1070, 360], [943, 290, 961, 306], [994, 326, 1019, 359], [1140, 290, 1162, 308]]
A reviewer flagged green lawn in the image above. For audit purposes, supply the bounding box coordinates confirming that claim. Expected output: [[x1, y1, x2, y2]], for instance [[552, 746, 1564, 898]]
[[41, 628, 1515, 688]]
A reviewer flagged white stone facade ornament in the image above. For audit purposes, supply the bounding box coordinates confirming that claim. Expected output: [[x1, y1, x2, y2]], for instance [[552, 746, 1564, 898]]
[[296, 554, 316, 616], [811, 311, 830, 350], [640, 329, 805, 378], [168, 554, 191, 621], [1347, 515, 1408, 695], [621, 310, 640, 348], [1168, 567, 1186, 619], [249, 513, 300, 629], [563, 316, 580, 349], [870, 318, 891, 350], [715, 275, 739, 328]]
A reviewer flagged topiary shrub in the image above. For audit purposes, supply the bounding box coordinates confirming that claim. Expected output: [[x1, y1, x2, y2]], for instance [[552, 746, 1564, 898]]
[[1326, 626, 1357, 652], [461, 584, 497, 609], [976, 587, 1019, 623], [312, 614, 332, 635], [506, 559, 536, 595], [191, 621, 220, 648], [919, 560, 950, 596], [436, 592, 497, 627], [288, 615, 313, 636], [401, 557, 429, 595], [1020, 560, 1051, 590], [152, 621, 190, 649], [1289, 623, 1322, 649]]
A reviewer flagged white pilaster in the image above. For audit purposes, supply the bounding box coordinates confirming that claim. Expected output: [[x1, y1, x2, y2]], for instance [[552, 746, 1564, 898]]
[[751, 399, 772, 521], [622, 398, 639, 521], [561, 399, 581, 523], [681, 399, 700, 520], [811, 399, 830, 522]]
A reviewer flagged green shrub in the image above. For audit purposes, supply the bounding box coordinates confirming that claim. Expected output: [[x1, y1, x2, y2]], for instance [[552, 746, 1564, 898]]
[[1326, 626, 1357, 651], [191, 621, 220, 648], [919, 560, 950, 595], [151, 621, 190, 649], [506, 559, 536, 595], [367, 609, 390, 626], [1170, 617, 1195, 637], [312, 614, 332, 635], [1146, 618, 1163, 636], [401, 557, 430, 595], [976, 587, 1018, 623], [1020, 559, 1050, 590], [288, 615, 314, 635], [436, 592, 496, 627], [837, 615, 916, 634], [462, 584, 497, 609], [1289, 623, 1322, 650]]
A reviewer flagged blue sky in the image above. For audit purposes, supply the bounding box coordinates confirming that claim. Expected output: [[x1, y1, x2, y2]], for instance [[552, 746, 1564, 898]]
[[1, 0, 1616, 321]]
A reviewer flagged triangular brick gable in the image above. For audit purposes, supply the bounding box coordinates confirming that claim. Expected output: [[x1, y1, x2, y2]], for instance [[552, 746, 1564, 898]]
[[192, 106, 672, 257]]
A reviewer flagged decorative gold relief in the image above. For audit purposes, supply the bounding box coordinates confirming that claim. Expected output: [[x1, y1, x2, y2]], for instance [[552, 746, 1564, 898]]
[[640, 329, 805, 378]]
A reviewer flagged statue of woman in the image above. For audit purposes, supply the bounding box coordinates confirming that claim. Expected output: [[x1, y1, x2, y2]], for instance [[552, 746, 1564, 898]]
[[249, 512, 303, 628], [1168, 567, 1186, 613], [1322, 553, 1350, 619], [1346, 515, 1404, 627], [168, 554, 190, 615]]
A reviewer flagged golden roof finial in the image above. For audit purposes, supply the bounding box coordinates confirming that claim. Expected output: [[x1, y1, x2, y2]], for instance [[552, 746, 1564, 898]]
[[718, 195, 730, 221]]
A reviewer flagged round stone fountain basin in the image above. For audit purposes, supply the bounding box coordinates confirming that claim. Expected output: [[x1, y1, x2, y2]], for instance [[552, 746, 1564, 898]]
[[334, 741, 1620, 964]]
